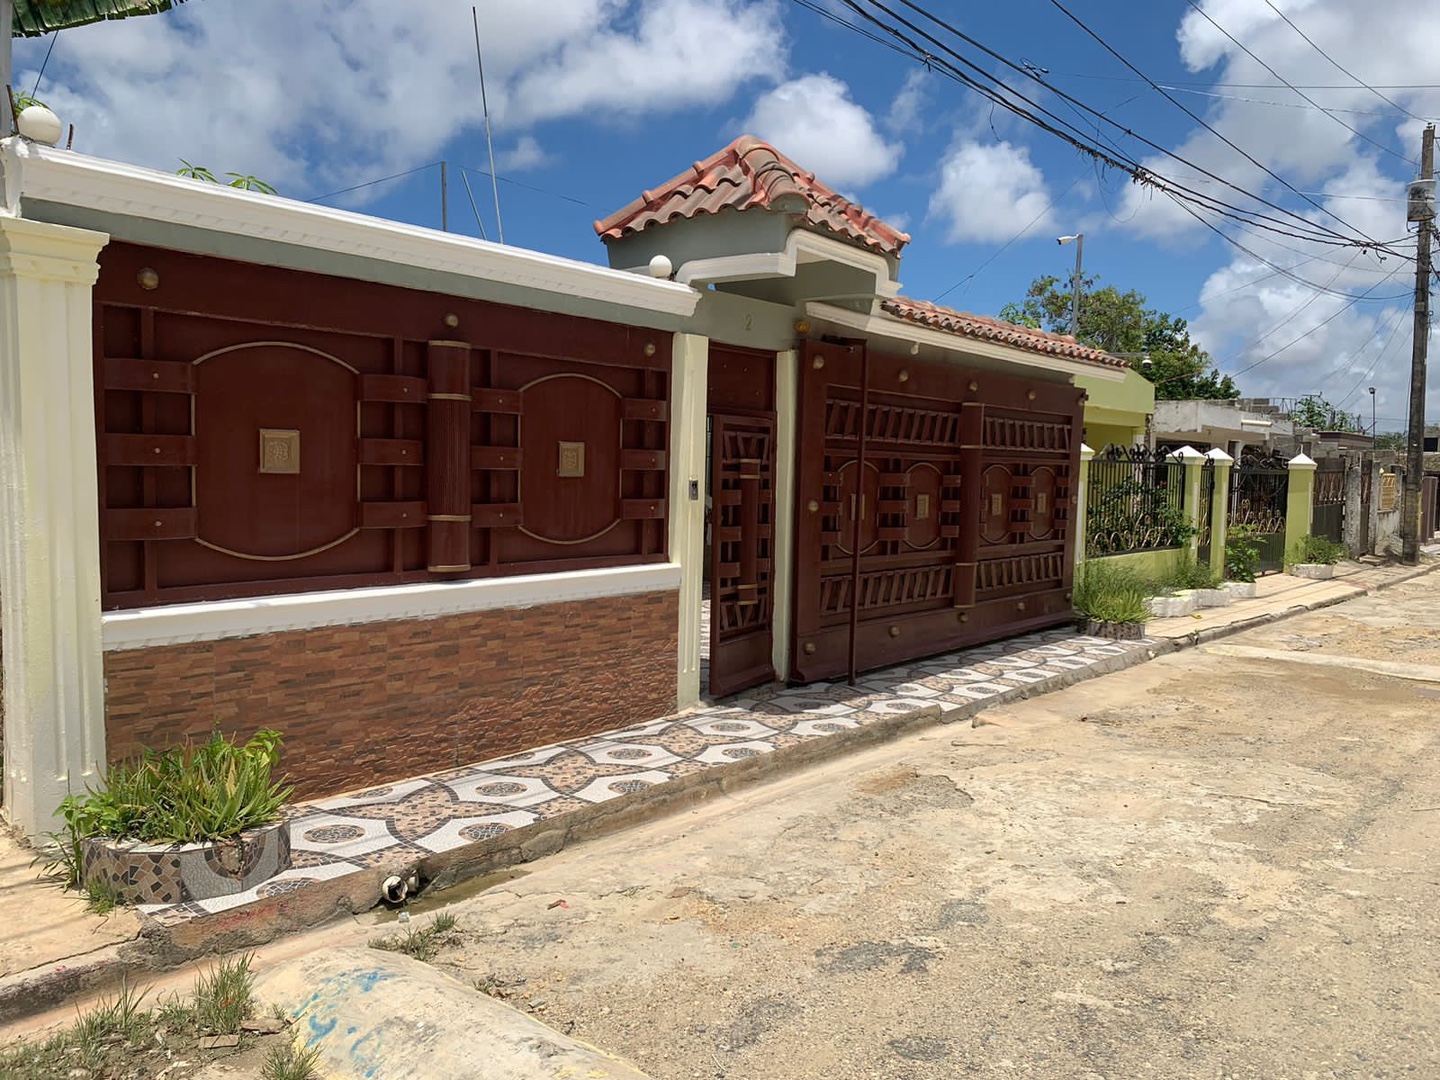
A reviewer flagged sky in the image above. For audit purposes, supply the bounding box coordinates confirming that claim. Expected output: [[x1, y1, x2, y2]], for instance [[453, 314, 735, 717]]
[[12, 0, 1440, 431]]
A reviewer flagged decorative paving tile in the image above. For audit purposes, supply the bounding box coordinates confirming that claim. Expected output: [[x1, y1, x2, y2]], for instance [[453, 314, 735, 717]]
[[136, 626, 1154, 927]]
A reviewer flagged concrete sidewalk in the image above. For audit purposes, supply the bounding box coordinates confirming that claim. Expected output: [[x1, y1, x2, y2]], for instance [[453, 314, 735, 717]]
[[3, 554, 1434, 1027]]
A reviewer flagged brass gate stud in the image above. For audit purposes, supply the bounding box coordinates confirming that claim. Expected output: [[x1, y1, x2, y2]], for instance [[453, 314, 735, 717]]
[[957, 612, 968, 622], [137, 267, 160, 290], [968, 381, 979, 392], [812, 357, 825, 370], [898, 370, 910, 382], [888, 625, 900, 637], [807, 499, 819, 512], [1017, 601, 1027, 611], [803, 642, 817, 654], [443, 313, 460, 328], [1027, 389, 1037, 401]]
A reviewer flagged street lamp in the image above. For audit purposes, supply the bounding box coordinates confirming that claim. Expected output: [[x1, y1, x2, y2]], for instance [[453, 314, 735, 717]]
[[1369, 387, 1376, 435], [1057, 234, 1084, 337]]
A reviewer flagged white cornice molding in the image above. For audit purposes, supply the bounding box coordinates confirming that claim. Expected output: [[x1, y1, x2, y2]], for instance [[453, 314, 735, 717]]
[[2, 139, 699, 318], [677, 229, 899, 298], [0, 215, 108, 284], [101, 563, 682, 650], [804, 302, 1126, 381]]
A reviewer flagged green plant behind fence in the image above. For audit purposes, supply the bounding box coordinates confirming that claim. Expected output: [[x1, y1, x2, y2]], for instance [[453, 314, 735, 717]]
[[1224, 524, 1262, 583], [1289, 534, 1347, 567], [1158, 551, 1220, 591], [1086, 472, 1194, 558]]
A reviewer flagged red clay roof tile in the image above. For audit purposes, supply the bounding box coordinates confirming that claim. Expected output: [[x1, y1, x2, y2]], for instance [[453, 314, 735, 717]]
[[594, 135, 910, 256], [879, 298, 1128, 370]]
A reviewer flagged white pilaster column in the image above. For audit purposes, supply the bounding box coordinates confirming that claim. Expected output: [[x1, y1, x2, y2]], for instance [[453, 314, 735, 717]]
[[0, 216, 110, 840], [770, 349, 798, 683], [1075, 443, 1095, 570], [668, 333, 708, 711]]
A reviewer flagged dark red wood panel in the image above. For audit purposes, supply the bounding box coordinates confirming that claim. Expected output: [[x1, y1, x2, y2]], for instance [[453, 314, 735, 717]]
[[93, 242, 671, 609], [791, 340, 1084, 684]]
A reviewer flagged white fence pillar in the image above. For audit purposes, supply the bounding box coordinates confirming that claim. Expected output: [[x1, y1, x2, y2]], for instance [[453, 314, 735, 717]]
[[668, 333, 709, 711], [0, 216, 110, 840]]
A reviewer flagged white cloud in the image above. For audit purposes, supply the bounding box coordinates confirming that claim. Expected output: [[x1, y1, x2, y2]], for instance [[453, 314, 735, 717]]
[[743, 73, 903, 189], [887, 70, 929, 132], [13, 0, 785, 195], [927, 140, 1053, 244], [496, 136, 554, 173]]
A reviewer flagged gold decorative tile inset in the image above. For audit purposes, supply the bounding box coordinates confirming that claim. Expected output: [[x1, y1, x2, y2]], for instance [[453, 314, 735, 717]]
[[557, 441, 585, 478], [259, 428, 301, 475]]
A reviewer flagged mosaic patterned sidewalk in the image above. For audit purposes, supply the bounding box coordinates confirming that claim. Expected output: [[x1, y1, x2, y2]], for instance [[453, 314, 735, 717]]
[[140, 627, 1148, 925]]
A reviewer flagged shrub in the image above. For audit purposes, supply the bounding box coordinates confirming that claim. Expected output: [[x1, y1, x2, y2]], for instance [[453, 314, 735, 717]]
[[1224, 524, 1262, 583], [1290, 534, 1347, 566], [1072, 560, 1151, 625], [56, 730, 292, 853]]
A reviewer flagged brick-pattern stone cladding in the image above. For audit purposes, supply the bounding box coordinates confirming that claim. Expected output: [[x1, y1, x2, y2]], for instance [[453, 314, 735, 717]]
[[103, 590, 679, 798]]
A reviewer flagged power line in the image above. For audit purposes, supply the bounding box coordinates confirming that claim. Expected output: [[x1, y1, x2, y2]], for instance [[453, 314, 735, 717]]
[[1259, 0, 1432, 125], [834, 0, 1405, 254], [1180, 0, 1417, 167], [308, 162, 442, 204], [1045, 0, 1384, 242], [1050, 73, 1440, 91]]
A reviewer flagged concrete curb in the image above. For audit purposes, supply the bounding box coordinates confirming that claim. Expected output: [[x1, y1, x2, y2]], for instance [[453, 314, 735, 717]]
[[5, 565, 1429, 1025]]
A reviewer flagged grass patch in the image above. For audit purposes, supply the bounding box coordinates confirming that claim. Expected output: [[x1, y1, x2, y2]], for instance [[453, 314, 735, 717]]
[[262, 1041, 323, 1080], [0, 953, 292, 1079], [369, 913, 463, 963], [1072, 560, 1152, 625]]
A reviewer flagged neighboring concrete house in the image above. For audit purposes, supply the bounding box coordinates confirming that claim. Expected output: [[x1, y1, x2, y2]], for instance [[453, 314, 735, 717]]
[[1074, 367, 1154, 451], [0, 133, 1129, 838], [1152, 398, 1296, 458]]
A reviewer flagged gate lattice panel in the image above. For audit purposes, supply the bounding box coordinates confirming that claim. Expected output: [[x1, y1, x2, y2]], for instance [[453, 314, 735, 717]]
[[1196, 459, 1215, 567], [1313, 464, 1346, 544], [708, 414, 777, 697]]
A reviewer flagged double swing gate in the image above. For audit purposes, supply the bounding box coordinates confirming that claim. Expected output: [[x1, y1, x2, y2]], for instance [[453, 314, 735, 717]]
[[1230, 453, 1289, 574], [790, 340, 1083, 685]]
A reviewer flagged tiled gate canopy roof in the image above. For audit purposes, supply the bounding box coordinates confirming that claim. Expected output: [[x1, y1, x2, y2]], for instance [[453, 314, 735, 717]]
[[880, 298, 1129, 369], [594, 135, 911, 256]]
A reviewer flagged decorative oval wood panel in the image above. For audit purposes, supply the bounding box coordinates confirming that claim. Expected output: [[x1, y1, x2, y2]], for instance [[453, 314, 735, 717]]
[[905, 462, 943, 550], [518, 373, 622, 544], [1030, 466, 1057, 539], [981, 464, 1012, 544], [193, 342, 359, 561], [834, 460, 881, 555]]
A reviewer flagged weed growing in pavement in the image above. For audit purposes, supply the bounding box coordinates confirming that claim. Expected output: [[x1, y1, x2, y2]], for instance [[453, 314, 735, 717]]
[[369, 913, 463, 962], [262, 1040, 323, 1080], [192, 953, 257, 1035]]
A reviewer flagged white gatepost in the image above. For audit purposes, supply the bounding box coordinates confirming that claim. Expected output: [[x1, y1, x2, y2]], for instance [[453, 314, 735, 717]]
[[0, 216, 110, 840], [1074, 443, 1095, 570], [668, 333, 708, 711], [770, 349, 798, 683]]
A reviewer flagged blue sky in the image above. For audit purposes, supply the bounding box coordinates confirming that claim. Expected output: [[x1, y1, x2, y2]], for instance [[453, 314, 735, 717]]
[[13, 0, 1440, 428]]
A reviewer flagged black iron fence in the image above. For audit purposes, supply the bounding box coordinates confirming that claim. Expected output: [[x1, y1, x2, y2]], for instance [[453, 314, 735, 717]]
[[1313, 464, 1346, 545], [1085, 446, 1190, 558], [1196, 458, 1216, 567]]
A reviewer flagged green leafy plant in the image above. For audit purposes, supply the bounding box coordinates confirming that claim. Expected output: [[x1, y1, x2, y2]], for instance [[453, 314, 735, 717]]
[[1290, 534, 1347, 566], [1086, 475, 1196, 557], [1224, 524, 1262, 583], [1072, 560, 1152, 625], [177, 158, 218, 183], [227, 172, 278, 194], [192, 953, 256, 1036], [369, 913, 462, 963], [55, 730, 292, 866]]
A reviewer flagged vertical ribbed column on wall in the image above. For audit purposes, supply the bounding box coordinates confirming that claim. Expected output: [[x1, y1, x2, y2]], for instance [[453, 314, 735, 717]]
[[426, 340, 473, 574]]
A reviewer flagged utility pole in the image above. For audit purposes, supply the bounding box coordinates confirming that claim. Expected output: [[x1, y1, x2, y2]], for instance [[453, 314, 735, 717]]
[[1402, 123, 1435, 564]]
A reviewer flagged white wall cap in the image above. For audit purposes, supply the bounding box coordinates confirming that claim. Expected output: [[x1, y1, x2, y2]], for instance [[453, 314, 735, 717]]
[[1204, 447, 1235, 464], [1167, 444, 1207, 461], [1287, 452, 1318, 469], [102, 563, 681, 651]]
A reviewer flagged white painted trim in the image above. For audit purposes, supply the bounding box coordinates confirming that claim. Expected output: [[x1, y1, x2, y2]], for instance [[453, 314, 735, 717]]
[[804, 302, 1126, 381], [101, 563, 681, 651], [1, 138, 699, 318], [668, 334, 708, 710], [677, 230, 899, 298], [771, 349, 799, 681]]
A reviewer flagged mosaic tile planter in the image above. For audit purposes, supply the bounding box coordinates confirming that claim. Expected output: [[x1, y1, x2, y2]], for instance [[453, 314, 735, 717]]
[[1077, 618, 1147, 641], [81, 822, 291, 905], [1224, 581, 1258, 598], [1289, 563, 1335, 580]]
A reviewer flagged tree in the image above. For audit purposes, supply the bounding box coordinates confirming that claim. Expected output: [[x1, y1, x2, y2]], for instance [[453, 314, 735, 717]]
[[1288, 396, 1362, 433], [1000, 274, 1239, 401]]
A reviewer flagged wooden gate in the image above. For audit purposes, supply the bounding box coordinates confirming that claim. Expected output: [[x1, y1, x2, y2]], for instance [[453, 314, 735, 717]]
[[708, 413, 777, 696], [791, 340, 1082, 684]]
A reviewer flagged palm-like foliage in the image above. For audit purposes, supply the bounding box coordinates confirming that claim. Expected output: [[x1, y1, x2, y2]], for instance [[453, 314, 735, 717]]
[[12, 0, 189, 37]]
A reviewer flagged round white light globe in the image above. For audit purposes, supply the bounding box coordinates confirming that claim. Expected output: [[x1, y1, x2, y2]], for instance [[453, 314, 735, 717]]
[[16, 105, 63, 147], [648, 254, 673, 279]]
